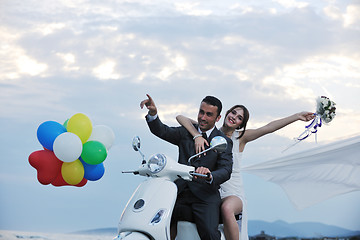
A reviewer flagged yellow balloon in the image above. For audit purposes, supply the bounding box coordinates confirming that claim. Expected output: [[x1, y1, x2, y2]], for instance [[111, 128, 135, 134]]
[[67, 113, 92, 143], [61, 160, 85, 185]]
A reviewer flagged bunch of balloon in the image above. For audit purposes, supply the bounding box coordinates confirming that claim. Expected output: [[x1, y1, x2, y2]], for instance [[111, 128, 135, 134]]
[[28, 113, 115, 187]]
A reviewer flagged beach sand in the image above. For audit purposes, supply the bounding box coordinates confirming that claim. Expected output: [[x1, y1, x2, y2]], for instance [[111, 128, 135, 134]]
[[0, 230, 114, 240]]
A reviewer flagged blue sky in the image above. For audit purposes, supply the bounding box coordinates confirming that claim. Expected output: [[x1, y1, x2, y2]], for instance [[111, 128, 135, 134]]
[[1, 0, 360, 233]]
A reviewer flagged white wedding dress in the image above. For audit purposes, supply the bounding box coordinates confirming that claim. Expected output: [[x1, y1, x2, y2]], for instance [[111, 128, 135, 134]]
[[241, 134, 360, 210], [219, 131, 249, 240]]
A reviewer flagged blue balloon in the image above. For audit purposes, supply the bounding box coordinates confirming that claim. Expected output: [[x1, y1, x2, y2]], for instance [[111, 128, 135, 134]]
[[37, 121, 67, 151], [80, 159, 105, 181]]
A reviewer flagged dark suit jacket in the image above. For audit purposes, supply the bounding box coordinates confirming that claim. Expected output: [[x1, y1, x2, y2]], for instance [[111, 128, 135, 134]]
[[147, 116, 233, 203]]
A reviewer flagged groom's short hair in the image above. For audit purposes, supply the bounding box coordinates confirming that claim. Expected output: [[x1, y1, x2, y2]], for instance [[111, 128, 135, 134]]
[[201, 96, 222, 117]]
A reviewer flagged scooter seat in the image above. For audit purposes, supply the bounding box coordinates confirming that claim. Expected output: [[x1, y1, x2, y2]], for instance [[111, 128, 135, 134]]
[[220, 213, 242, 224]]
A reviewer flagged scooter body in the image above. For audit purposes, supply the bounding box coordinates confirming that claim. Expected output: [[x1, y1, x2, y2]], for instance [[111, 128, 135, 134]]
[[115, 136, 229, 240], [117, 178, 177, 240]]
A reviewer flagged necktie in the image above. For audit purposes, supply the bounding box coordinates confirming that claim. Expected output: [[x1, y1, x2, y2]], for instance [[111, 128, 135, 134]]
[[202, 132, 207, 140]]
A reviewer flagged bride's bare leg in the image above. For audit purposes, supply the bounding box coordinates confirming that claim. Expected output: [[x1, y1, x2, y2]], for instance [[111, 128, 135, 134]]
[[221, 196, 243, 240]]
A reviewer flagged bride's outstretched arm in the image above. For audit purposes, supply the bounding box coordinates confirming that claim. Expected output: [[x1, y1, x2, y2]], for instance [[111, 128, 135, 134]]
[[176, 115, 209, 153], [243, 111, 314, 144]]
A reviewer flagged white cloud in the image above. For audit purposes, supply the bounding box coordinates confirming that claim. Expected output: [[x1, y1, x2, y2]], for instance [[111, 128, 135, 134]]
[[293, 55, 360, 80], [136, 72, 146, 82], [57, 53, 75, 64], [157, 103, 198, 123], [324, 5, 343, 20], [92, 60, 120, 80], [205, 65, 250, 82], [35, 23, 66, 35], [221, 35, 276, 55], [262, 53, 360, 102], [156, 54, 188, 81], [0, 26, 48, 79], [0, 28, 25, 80], [262, 74, 315, 102], [273, 0, 309, 9], [343, 4, 360, 28], [324, 3, 360, 29], [174, 55, 187, 69], [56, 52, 80, 71], [157, 66, 173, 80], [16, 56, 48, 76]]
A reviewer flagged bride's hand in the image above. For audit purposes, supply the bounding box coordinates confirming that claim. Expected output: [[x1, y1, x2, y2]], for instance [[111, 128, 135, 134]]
[[195, 137, 209, 154], [298, 111, 315, 122]]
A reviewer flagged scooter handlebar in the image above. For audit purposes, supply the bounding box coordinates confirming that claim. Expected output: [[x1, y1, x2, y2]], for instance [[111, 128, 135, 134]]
[[122, 164, 150, 176], [190, 171, 211, 179], [122, 170, 139, 174], [190, 172, 207, 178]]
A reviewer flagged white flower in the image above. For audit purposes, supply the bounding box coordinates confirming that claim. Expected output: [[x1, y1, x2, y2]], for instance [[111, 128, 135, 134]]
[[316, 96, 336, 123], [323, 99, 329, 107]]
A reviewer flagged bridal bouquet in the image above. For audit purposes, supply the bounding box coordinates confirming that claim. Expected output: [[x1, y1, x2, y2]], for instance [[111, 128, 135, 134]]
[[316, 96, 336, 123], [283, 96, 336, 152]]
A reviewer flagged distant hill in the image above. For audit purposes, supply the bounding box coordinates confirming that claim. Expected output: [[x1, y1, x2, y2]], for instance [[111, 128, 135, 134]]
[[72, 227, 117, 236], [248, 220, 360, 238], [73, 220, 360, 238]]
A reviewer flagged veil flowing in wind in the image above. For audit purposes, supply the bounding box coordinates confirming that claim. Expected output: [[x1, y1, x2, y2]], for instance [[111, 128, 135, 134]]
[[241, 135, 360, 209]]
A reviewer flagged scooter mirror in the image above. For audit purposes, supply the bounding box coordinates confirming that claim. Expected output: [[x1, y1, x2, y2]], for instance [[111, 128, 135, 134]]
[[132, 136, 146, 162], [132, 136, 141, 151], [210, 136, 227, 153]]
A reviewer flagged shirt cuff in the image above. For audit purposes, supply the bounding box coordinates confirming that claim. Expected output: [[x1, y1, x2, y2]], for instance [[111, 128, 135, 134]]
[[146, 113, 158, 122]]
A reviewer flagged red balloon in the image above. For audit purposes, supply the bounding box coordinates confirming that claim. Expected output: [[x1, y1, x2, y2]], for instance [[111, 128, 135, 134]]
[[51, 173, 87, 187], [29, 150, 62, 185], [76, 178, 88, 187]]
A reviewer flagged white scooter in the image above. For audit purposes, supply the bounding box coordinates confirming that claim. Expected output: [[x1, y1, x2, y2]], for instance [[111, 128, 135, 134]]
[[114, 135, 229, 240]]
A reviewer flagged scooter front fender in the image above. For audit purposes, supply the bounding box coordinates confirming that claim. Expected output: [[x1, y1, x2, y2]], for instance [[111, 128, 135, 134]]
[[118, 178, 177, 240]]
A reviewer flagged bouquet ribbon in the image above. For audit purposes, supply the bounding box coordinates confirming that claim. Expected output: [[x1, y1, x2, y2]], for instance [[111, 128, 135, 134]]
[[297, 114, 322, 141], [283, 114, 322, 152]]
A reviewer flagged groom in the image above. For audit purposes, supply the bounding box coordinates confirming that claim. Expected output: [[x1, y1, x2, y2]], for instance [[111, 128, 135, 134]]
[[140, 94, 233, 240]]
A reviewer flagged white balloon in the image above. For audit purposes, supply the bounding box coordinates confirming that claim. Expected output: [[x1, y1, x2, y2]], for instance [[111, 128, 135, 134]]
[[53, 132, 83, 162], [88, 125, 115, 150]]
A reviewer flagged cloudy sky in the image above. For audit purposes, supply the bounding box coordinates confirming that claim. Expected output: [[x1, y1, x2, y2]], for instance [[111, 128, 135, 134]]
[[1, 0, 360, 234]]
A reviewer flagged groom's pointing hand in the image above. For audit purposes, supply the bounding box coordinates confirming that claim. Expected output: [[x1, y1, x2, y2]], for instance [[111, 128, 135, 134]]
[[140, 94, 157, 116]]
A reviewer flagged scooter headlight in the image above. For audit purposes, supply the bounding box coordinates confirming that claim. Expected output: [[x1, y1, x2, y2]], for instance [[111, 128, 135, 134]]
[[147, 153, 167, 173]]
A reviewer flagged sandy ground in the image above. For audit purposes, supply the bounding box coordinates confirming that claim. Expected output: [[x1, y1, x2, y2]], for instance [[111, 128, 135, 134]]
[[0, 230, 115, 240]]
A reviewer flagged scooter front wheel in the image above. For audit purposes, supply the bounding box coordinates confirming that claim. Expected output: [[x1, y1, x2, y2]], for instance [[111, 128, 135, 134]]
[[114, 232, 150, 240]]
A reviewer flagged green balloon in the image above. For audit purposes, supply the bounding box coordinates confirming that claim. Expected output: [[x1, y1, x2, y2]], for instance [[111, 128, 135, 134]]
[[81, 140, 107, 165], [63, 119, 69, 129]]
